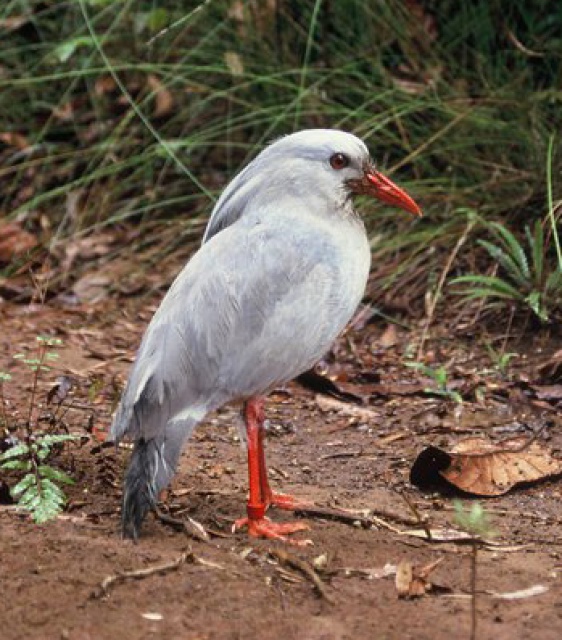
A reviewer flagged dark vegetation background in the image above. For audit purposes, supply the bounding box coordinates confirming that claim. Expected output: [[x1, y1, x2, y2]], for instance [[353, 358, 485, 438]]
[[0, 0, 561, 323]]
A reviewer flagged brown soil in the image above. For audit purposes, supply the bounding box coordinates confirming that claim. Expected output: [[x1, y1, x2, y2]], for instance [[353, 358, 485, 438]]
[[1, 298, 562, 640]]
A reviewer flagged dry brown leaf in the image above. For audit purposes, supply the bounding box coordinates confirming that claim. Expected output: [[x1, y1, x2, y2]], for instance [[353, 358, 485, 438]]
[[0, 16, 30, 31], [52, 101, 74, 121], [379, 323, 398, 348], [412, 436, 562, 497], [146, 75, 174, 118], [395, 560, 413, 597], [395, 557, 443, 598], [0, 131, 31, 151], [72, 274, 112, 304], [94, 75, 117, 96], [315, 395, 380, 422], [0, 222, 38, 263], [224, 51, 244, 76]]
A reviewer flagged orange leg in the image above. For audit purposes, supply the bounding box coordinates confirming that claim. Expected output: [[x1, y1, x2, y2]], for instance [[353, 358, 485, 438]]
[[234, 397, 311, 544]]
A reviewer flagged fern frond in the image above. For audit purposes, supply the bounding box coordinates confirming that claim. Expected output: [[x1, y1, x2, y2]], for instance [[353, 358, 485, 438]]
[[488, 222, 530, 280]]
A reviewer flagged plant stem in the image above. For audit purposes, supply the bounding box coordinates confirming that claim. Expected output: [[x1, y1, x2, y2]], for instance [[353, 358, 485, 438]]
[[0, 383, 8, 429], [26, 342, 45, 429], [470, 542, 478, 640], [546, 134, 562, 270]]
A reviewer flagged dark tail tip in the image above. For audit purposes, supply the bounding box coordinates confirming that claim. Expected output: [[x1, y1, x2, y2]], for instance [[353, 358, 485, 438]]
[[121, 438, 158, 540]]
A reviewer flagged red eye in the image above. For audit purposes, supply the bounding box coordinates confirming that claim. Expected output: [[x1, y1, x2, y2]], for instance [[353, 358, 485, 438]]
[[329, 153, 349, 170]]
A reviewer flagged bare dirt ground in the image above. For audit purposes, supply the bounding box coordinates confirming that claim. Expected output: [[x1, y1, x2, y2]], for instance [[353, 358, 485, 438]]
[[1, 297, 562, 640]]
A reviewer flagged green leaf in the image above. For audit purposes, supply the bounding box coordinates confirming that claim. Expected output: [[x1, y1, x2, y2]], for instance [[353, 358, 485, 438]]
[[39, 434, 78, 446], [454, 500, 495, 537], [525, 291, 548, 321], [452, 275, 524, 300], [0, 443, 30, 460], [38, 465, 74, 485], [53, 37, 94, 64], [0, 372, 11, 382], [0, 459, 29, 471], [147, 8, 170, 32], [488, 222, 530, 281], [545, 268, 562, 295], [526, 221, 544, 285], [37, 336, 62, 345], [477, 239, 529, 288], [11, 474, 36, 497]]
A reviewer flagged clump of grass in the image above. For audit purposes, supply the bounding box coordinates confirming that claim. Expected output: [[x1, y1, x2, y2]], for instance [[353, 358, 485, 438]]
[[0, 337, 77, 523]]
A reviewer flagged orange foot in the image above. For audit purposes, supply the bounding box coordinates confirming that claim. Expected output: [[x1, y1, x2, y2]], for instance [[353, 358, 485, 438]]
[[234, 516, 312, 546], [269, 493, 314, 511]]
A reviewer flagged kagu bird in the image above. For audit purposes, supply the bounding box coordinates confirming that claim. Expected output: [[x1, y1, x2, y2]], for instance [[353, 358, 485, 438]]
[[111, 129, 421, 543]]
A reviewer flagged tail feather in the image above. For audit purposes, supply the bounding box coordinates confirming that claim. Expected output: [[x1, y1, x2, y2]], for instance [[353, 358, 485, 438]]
[[121, 420, 195, 539]]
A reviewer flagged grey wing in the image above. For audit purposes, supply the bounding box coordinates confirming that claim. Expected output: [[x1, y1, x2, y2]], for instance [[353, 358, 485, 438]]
[[112, 218, 357, 443], [202, 159, 269, 243]]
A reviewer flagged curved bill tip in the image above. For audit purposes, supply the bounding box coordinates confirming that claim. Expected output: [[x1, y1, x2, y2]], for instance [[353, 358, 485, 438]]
[[365, 170, 423, 217]]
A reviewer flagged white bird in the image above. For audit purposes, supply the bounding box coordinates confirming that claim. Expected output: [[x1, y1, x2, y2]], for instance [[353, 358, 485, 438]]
[[111, 129, 421, 543]]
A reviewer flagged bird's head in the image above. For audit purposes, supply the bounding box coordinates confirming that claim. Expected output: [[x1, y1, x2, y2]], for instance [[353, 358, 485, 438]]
[[260, 129, 422, 217]]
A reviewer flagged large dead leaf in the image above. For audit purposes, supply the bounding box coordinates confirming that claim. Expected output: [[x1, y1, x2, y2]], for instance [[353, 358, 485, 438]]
[[411, 436, 562, 496]]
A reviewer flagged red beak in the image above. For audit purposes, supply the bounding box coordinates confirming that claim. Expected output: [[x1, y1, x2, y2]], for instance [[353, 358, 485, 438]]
[[364, 169, 422, 217]]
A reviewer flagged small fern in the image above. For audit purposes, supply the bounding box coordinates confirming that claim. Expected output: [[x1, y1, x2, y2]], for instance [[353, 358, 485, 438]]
[[0, 435, 76, 523]]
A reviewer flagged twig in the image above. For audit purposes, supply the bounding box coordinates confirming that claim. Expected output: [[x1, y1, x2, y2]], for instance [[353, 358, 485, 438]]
[[319, 449, 364, 460], [269, 548, 335, 604], [91, 549, 194, 599], [396, 490, 433, 541], [294, 504, 407, 534], [418, 217, 475, 357], [505, 28, 545, 57]]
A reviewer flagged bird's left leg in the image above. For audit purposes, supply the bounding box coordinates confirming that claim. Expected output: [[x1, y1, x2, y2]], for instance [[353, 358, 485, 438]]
[[252, 398, 313, 512], [234, 396, 310, 544]]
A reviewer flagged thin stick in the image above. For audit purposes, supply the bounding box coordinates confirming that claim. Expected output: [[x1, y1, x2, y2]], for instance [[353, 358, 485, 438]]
[[269, 548, 335, 604], [91, 549, 194, 599], [418, 217, 475, 357]]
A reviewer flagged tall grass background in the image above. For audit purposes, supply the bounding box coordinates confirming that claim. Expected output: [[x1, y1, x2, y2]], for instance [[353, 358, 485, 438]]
[[0, 0, 560, 317]]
